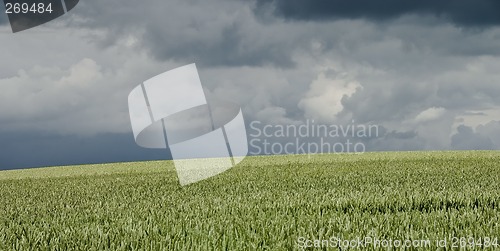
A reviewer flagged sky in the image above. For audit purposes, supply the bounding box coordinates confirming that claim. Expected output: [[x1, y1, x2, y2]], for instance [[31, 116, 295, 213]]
[[2, 0, 500, 169]]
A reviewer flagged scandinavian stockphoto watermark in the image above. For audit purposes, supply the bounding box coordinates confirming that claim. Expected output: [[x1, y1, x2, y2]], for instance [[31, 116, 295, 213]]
[[248, 120, 380, 155], [127, 64, 377, 185], [128, 64, 248, 186]]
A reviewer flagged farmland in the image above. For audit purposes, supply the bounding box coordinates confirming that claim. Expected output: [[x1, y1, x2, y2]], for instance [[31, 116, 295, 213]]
[[0, 151, 499, 250]]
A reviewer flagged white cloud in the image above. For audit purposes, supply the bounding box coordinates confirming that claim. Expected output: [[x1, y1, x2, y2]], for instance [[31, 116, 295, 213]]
[[299, 70, 361, 123], [414, 107, 447, 123]]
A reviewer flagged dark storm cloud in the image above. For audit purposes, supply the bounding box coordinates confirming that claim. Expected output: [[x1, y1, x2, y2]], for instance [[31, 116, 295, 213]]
[[255, 0, 500, 26], [0, 7, 7, 25], [0, 132, 170, 170], [70, 0, 295, 68], [142, 21, 295, 67]]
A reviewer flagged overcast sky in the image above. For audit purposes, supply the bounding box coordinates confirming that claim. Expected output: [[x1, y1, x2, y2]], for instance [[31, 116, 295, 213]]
[[2, 0, 500, 169]]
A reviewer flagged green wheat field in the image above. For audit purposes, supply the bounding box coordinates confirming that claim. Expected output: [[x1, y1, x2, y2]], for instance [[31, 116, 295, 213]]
[[1, 151, 499, 250]]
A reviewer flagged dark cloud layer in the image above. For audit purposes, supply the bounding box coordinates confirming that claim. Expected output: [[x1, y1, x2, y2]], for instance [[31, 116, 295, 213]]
[[451, 125, 495, 150], [0, 7, 8, 25], [0, 132, 170, 170], [143, 22, 295, 67], [255, 0, 500, 26]]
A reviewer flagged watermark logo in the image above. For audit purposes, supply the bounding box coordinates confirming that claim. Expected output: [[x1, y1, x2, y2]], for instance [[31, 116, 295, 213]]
[[128, 64, 248, 186], [248, 120, 380, 155], [3, 0, 79, 33]]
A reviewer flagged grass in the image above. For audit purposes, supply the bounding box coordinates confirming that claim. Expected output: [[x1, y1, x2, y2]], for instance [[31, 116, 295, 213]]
[[0, 151, 499, 250]]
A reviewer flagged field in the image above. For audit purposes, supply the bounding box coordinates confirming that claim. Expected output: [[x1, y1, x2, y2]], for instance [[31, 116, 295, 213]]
[[0, 151, 499, 250]]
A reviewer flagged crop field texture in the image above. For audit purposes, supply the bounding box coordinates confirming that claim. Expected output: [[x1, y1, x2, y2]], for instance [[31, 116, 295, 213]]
[[0, 151, 499, 250]]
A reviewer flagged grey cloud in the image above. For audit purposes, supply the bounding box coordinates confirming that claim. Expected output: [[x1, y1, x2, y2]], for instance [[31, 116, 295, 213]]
[[369, 134, 426, 152], [68, 0, 500, 70], [143, 21, 294, 67], [0, 27, 181, 136], [335, 39, 500, 124], [341, 81, 435, 123], [476, 120, 500, 147], [385, 130, 418, 140], [451, 125, 495, 150], [463, 111, 487, 116], [0, 57, 147, 136], [70, 0, 294, 67], [255, 0, 500, 27]]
